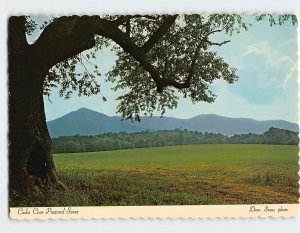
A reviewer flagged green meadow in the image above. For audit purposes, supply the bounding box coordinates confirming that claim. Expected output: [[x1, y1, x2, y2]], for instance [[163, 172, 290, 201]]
[[27, 144, 300, 206]]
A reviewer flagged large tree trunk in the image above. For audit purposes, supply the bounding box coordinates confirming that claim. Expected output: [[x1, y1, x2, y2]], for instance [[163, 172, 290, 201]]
[[9, 64, 59, 194], [8, 16, 97, 201], [9, 57, 60, 195], [8, 17, 60, 201]]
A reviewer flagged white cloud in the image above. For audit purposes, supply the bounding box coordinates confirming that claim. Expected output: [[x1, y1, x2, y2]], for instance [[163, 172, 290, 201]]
[[276, 35, 298, 50], [242, 41, 280, 68], [165, 78, 297, 123], [276, 63, 297, 90], [240, 38, 297, 92]]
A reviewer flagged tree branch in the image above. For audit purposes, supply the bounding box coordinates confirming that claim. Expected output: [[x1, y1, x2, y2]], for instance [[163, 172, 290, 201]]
[[141, 15, 178, 53], [204, 21, 230, 37], [32, 15, 186, 93], [208, 40, 230, 46], [125, 18, 131, 37], [33, 16, 97, 68], [167, 25, 230, 87], [112, 15, 160, 26], [88, 16, 199, 93], [112, 16, 127, 26]]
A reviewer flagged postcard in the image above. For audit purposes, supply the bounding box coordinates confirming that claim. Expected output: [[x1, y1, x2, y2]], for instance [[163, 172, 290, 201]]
[[8, 13, 299, 219]]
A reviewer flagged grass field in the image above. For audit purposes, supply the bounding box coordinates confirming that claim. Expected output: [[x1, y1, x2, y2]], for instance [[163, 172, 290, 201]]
[[26, 144, 300, 206]]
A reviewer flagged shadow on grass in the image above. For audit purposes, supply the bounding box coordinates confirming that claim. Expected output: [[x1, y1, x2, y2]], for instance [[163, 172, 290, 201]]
[[10, 166, 299, 207]]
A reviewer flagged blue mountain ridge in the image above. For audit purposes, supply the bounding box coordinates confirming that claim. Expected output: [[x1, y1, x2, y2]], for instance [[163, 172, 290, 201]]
[[47, 107, 299, 138]]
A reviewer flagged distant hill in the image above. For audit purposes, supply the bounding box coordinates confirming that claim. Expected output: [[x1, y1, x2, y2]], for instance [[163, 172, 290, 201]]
[[47, 108, 299, 138], [47, 108, 143, 138]]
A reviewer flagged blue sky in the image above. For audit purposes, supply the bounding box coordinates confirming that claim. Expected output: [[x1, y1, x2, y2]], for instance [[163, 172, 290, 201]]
[[30, 16, 298, 123]]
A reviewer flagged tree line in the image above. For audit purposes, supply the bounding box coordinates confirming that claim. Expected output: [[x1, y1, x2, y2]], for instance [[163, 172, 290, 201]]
[[51, 127, 299, 153]]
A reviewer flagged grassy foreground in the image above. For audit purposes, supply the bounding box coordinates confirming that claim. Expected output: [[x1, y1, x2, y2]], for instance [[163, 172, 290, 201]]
[[22, 144, 300, 206]]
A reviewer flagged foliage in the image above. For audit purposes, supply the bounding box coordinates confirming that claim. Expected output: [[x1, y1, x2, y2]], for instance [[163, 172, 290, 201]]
[[43, 36, 110, 100], [25, 14, 297, 120], [51, 127, 298, 153], [256, 14, 297, 26], [107, 15, 245, 120], [24, 16, 37, 36]]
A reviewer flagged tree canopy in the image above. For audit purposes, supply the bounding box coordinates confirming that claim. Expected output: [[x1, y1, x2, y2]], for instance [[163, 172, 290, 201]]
[[24, 14, 296, 121]]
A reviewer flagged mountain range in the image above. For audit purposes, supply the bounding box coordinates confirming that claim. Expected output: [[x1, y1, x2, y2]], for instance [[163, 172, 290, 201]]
[[47, 108, 299, 138]]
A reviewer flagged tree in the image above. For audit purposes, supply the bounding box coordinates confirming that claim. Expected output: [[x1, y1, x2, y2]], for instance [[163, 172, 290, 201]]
[[8, 14, 296, 197]]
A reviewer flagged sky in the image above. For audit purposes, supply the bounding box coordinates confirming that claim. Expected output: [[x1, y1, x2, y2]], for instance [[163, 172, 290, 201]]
[[30, 15, 298, 123]]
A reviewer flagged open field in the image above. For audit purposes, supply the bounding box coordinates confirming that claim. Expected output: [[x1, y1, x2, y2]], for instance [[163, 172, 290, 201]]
[[20, 144, 300, 206]]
